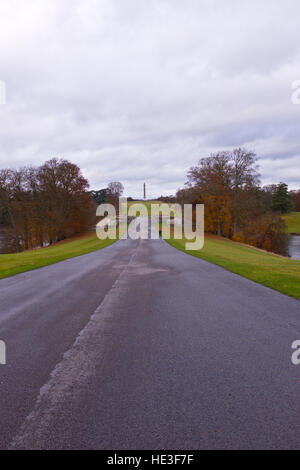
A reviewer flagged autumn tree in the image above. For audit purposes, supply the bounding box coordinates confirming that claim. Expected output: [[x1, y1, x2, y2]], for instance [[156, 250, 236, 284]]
[[37, 158, 91, 243], [187, 152, 232, 236], [0, 159, 95, 253], [184, 148, 288, 255], [290, 190, 300, 211], [230, 148, 260, 234]]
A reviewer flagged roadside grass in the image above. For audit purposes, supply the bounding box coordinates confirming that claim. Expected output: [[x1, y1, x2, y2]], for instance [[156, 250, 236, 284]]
[[126, 200, 178, 218], [0, 231, 116, 279], [283, 212, 300, 234], [166, 234, 300, 300]]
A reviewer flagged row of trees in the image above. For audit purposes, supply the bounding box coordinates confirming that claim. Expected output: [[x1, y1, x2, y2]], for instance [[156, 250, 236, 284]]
[[176, 148, 293, 255], [291, 190, 300, 211], [263, 183, 294, 214], [90, 182, 124, 213], [0, 159, 95, 252]]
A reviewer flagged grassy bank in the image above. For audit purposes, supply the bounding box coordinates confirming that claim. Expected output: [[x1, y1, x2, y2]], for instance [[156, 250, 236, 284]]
[[0, 232, 116, 279], [167, 235, 300, 300], [283, 212, 300, 234]]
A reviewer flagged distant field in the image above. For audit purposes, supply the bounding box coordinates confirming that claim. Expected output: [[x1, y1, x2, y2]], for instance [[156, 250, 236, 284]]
[[0, 232, 115, 279], [167, 235, 300, 300], [283, 212, 300, 234], [126, 200, 171, 215]]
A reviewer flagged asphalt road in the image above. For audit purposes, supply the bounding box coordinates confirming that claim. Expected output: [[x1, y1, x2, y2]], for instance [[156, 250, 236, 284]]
[[0, 229, 300, 449]]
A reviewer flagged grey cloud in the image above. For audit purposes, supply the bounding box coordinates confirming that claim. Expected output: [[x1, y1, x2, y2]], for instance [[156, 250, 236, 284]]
[[0, 0, 299, 197]]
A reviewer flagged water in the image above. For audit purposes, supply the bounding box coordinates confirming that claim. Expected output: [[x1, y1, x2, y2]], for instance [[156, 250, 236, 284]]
[[289, 235, 300, 260]]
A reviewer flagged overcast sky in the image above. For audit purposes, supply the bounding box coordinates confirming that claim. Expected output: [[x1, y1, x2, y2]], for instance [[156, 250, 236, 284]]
[[0, 0, 300, 198]]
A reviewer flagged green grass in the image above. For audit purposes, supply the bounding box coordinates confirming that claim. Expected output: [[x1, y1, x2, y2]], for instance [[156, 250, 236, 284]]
[[126, 200, 164, 214], [126, 200, 178, 217], [0, 232, 116, 279], [167, 235, 300, 300], [283, 212, 300, 234]]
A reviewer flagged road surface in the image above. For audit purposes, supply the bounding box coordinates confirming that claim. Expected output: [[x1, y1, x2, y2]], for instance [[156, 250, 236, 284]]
[[0, 230, 300, 449]]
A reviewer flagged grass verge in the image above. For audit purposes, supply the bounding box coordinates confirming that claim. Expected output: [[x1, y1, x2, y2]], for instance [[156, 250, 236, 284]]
[[0, 231, 116, 279], [166, 235, 300, 300], [283, 212, 300, 234]]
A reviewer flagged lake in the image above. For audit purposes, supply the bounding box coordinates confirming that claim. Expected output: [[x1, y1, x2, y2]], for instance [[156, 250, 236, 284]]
[[289, 235, 300, 260]]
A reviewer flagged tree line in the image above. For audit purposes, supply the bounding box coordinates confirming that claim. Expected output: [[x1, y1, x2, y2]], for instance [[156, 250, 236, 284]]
[[0, 158, 95, 252], [176, 148, 295, 255], [90, 181, 124, 207], [290, 189, 300, 211]]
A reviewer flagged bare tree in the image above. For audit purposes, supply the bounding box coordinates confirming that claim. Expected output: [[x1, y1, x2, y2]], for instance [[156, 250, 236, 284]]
[[107, 182, 124, 199], [106, 182, 124, 212], [229, 148, 260, 234], [0, 169, 23, 252]]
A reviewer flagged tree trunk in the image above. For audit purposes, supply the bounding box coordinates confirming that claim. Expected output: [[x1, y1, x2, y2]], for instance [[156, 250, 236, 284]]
[[8, 207, 21, 253]]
